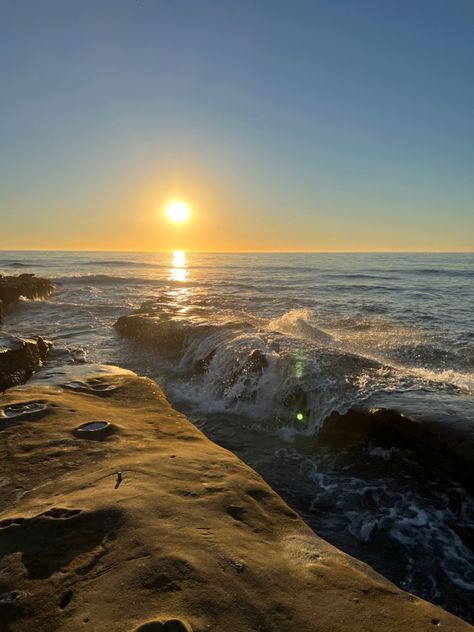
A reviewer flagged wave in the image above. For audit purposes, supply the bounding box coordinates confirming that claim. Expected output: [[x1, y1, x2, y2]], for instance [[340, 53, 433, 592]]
[[317, 283, 401, 293], [388, 268, 474, 278], [52, 274, 169, 285], [404, 366, 474, 395], [321, 273, 400, 281], [3, 261, 33, 268], [81, 259, 165, 268], [114, 303, 382, 432], [302, 442, 474, 620], [268, 309, 334, 344], [114, 299, 474, 441]]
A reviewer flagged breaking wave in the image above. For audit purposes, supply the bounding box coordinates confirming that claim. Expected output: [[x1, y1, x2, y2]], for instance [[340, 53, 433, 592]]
[[52, 274, 185, 286], [114, 303, 399, 433], [114, 300, 474, 439], [268, 308, 334, 344], [3, 261, 33, 268], [81, 259, 166, 268]]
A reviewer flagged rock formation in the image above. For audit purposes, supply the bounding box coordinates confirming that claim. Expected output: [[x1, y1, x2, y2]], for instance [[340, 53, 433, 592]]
[[0, 274, 54, 391], [0, 274, 53, 323], [0, 335, 52, 392], [0, 364, 470, 631]]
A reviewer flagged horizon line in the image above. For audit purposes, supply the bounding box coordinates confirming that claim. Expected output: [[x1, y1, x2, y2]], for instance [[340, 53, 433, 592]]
[[0, 248, 473, 255]]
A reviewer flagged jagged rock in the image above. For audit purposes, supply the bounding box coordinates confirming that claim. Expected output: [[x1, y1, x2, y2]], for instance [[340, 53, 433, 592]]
[[0, 274, 53, 323], [0, 335, 52, 391], [115, 314, 185, 354], [114, 314, 210, 357], [247, 348, 268, 372], [319, 406, 474, 492]]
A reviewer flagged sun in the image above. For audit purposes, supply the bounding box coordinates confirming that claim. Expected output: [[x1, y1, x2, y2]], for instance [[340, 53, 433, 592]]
[[165, 200, 190, 224]]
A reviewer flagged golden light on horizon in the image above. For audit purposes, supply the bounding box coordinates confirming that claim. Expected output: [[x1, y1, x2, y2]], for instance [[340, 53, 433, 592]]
[[165, 200, 190, 224]]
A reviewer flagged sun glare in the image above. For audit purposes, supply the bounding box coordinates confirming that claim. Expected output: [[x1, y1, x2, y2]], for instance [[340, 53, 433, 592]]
[[172, 250, 186, 267], [170, 250, 187, 282], [165, 200, 190, 224]]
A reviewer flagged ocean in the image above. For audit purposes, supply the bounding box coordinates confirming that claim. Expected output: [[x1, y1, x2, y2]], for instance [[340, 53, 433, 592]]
[[1, 250, 473, 621]]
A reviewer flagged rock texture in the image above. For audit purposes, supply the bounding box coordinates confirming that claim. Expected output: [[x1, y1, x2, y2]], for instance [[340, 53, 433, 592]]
[[0, 336, 51, 392], [0, 274, 53, 323], [0, 364, 470, 632], [319, 405, 474, 492]]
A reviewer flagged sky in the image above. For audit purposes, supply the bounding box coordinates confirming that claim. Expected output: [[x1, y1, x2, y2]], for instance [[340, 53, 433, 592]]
[[0, 0, 473, 252]]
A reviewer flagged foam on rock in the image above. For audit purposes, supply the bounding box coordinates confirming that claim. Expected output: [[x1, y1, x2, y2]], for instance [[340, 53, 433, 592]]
[[0, 274, 53, 323]]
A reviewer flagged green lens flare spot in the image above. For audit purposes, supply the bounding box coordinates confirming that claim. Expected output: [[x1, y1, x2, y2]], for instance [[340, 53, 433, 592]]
[[296, 412, 304, 422]]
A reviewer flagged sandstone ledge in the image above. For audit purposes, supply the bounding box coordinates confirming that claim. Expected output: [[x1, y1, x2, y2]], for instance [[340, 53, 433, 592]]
[[0, 365, 470, 632]]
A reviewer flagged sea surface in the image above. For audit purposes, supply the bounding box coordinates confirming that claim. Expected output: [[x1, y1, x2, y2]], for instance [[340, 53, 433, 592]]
[[1, 250, 473, 621]]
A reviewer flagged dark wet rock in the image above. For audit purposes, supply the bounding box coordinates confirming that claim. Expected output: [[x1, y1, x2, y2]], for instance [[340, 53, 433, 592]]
[[0, 335, 52, 392], [367, 390, 474, 467], [283, 384, 308, 411], [0, 274, 53, 323], [247, 348, 268, 372], [219, 348, 270, 401], [115, 314, 187, 355], [193, 349, 215, 374], [114, 313, 218, 358], [320, 405, 474, 491]]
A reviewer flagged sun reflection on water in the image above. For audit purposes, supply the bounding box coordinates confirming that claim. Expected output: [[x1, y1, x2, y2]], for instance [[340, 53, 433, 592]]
[[169, 250, 188, 282]]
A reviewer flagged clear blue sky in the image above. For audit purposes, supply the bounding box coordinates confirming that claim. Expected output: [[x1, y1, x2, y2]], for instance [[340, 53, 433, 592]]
[[1, 0, 473, 251]]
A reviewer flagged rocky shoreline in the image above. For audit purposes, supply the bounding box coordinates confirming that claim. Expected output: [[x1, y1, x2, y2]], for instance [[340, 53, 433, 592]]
[[0, 363, 470, 631], [0, 274, 53, 324], [0, 280, 472, 629], [0, 335, 51, 392], [0, 275, 54, 392], [319, 404, 474, 493]]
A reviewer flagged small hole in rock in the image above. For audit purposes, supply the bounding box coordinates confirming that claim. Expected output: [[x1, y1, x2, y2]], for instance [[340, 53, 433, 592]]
[[59, 590, 73, 610]]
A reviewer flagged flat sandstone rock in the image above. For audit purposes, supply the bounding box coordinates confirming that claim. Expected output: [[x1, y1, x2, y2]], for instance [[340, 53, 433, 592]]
[[0, 365, 471, 631]]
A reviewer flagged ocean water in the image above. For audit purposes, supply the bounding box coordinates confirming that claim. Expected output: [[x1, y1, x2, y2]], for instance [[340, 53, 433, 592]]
[[1, 250, 474, 621]]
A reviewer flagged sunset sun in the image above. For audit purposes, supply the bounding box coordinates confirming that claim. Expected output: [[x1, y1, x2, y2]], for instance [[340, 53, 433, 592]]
[[165, 200, 190, 224]]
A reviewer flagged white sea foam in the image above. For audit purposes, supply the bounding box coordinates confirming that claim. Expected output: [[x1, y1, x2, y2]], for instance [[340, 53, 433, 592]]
[[268, 309, 334, 345]]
